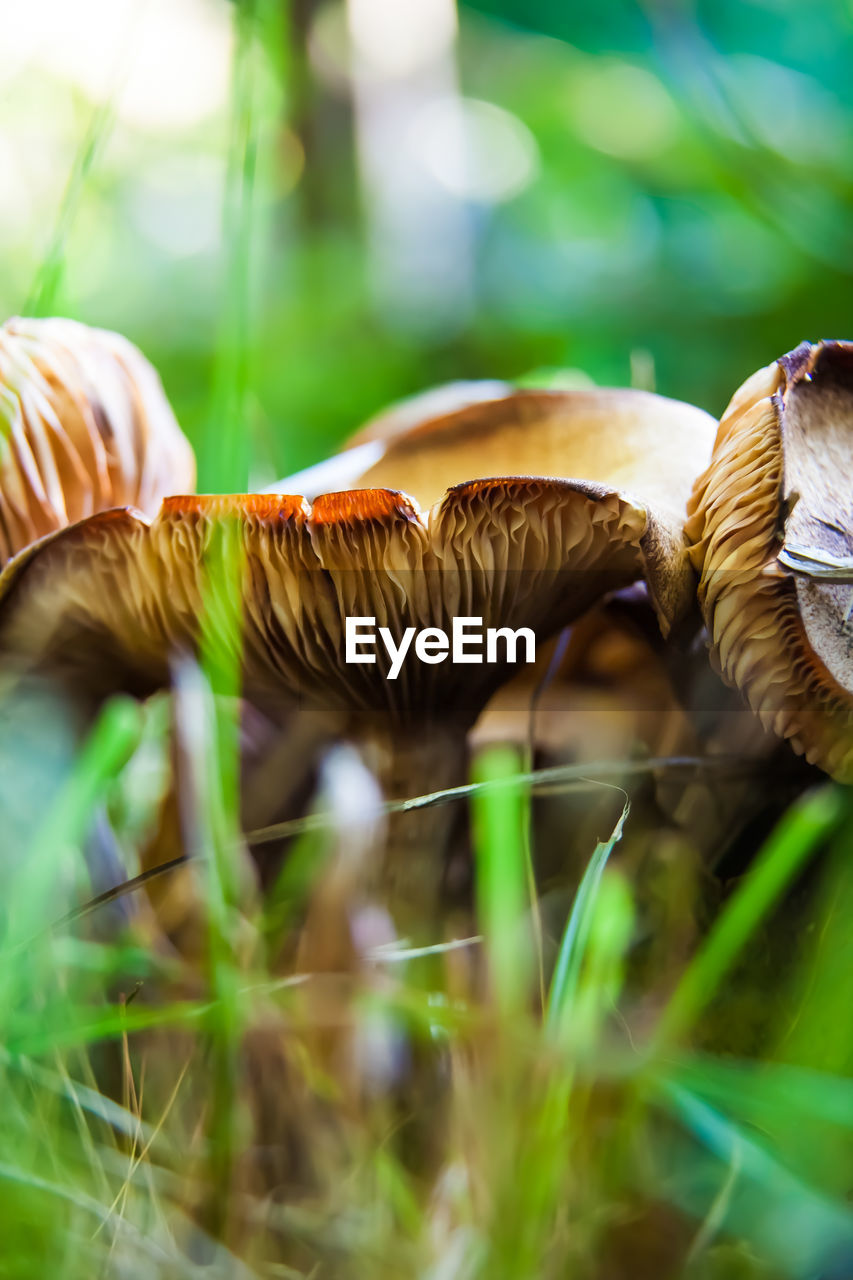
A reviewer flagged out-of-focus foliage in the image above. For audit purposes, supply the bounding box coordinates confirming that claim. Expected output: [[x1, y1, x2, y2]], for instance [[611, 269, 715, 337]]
[[2, 0, 852, 488]]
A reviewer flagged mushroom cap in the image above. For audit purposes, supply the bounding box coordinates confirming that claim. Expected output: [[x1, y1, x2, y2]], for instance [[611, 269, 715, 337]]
[[353, 388, 718, 632], [0, 316, 195, 564], [265, 381, 513, 500], [686, 339, 853, 780], [348, 379, 512, 446], [0, 481, 649, 729]]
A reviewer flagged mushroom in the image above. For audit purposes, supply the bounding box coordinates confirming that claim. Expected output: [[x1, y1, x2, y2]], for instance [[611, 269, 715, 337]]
[[0, 315, 195, 563], [686, 339, 853, 780], [0, 481, 644, 714], [0, 386, 716, 927], [349, 385, 815, 875], [0, 503, 670, 912], [471, 590, 695, 767], [348, 378, 513, 446], [0, 387, 717, 712], [269, 379, 512, 500], [305, 388, 719, 635]]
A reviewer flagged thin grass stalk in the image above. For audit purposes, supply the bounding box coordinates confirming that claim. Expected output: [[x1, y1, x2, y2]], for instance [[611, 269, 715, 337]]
[[200, 0, 261, 492]]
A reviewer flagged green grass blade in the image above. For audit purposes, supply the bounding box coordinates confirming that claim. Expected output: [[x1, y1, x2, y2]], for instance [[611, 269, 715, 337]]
[[26, 98, 118, 316], [199, 0, 262, 492], [546, 798, 629, 1041], [657, 1079, 853, 1276], [775, 827, 853, 1074], [193, 515, 247, 1239], [472, 745, 533, 1018], [27, 696, 140, 864], [0, 697, 140, 957], [663, 1053, 853, 1134], [655, 785, 846, 1046]]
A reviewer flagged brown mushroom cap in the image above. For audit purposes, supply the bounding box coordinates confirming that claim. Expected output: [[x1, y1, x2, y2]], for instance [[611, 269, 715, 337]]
[[266, 381, 514, 500], [0, 482, 649, 730], [0, 316, 195, 564], [686, 339, 853, 780], [347, 379, 512, 446], [353, 388, 718, 632]]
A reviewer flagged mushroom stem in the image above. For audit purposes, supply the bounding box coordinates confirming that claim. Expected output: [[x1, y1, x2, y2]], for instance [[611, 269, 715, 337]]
[[365, 723, 470, 937]]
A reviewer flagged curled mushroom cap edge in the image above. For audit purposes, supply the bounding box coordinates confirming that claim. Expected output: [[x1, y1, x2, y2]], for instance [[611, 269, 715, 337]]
[[0, 477, 654, 724], [686, 338, 853, 781]]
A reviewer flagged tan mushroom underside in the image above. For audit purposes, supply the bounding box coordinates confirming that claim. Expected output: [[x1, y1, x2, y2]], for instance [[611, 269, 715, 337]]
[[0, 481, 649, 728], [0, 316, 195, 564], [686, 341, 853, 781], [354, 388, 718, 632]]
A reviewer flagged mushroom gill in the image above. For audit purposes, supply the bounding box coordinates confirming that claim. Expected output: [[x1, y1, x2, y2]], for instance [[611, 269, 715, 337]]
[[0, 481, 653, 927], [686, 339, 853, 780], [0, 315, 195, 564], [0, 482, 647, 723]]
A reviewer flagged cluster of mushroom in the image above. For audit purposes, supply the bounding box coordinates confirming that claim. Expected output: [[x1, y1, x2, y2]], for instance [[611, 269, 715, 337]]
[[0, 316, 851, 918]]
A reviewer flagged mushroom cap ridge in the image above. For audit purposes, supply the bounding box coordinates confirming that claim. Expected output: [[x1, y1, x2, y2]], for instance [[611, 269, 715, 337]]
[[0, 478, 650, 727]]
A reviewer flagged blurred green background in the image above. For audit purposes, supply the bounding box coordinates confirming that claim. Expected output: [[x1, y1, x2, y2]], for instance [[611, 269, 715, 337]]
[[2, 0, 852, 490]]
